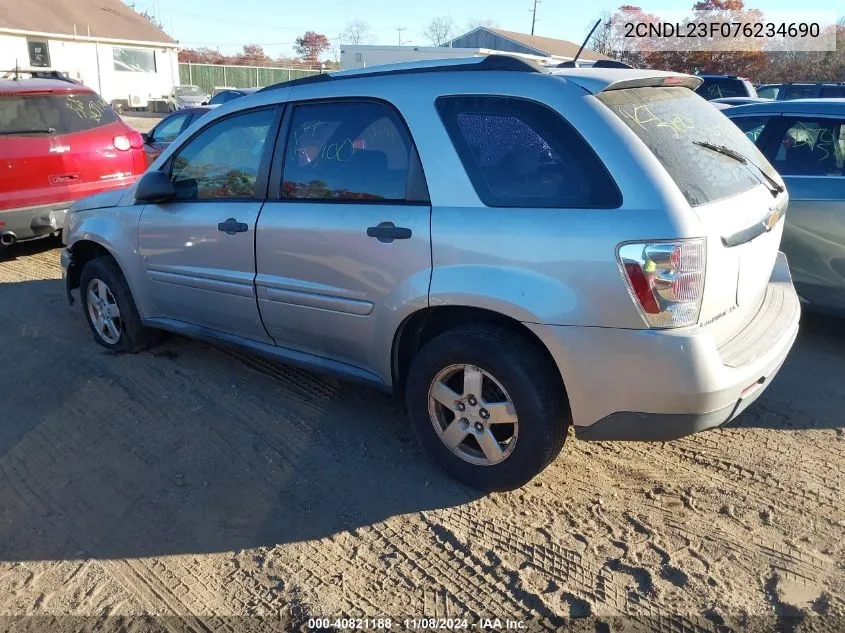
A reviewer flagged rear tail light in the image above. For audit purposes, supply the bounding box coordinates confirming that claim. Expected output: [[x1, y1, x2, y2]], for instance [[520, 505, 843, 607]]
[[617, 239, 706, 328], [128, 131, 144, 149], [113, 132, 143, 151], [113, 135, 131, 151]]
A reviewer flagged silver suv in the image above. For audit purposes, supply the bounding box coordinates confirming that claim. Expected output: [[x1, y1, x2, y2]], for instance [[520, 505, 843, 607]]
[[62, 56, 801, 491]]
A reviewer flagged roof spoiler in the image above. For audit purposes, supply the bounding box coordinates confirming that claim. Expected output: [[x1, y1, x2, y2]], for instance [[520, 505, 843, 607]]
[[552, 69, 702, 94]]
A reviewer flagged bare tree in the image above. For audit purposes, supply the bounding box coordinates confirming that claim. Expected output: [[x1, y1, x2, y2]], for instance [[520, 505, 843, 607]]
[[343, 20, 373, 45], [465, 18, 498, 32], [425, 16, 456, 46]]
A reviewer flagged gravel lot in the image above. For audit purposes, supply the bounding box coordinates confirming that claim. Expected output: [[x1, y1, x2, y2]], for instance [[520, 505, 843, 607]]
[[0, 239, 843, 632]]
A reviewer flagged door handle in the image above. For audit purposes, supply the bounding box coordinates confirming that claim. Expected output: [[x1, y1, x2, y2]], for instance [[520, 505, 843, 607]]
[[217, 218, 249, 235], [366, 222, 412, 243]]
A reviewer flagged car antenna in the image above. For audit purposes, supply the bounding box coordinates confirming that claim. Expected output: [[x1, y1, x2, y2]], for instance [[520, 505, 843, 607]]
[[571, 19, 602, 66]]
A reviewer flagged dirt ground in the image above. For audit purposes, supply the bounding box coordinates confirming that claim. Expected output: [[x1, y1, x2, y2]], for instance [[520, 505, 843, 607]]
[[0, 239, 843, 633]]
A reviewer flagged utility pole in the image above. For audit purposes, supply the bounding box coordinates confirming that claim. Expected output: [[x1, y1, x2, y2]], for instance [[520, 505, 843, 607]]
[[530, 0, 540, 35], [397, 27, 406, 46]]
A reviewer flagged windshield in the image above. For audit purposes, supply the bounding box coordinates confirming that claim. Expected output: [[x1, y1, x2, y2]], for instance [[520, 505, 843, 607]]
[[176, 86, 204, 97], [0, 92, 120, 135], [599, 86, 778, 207]]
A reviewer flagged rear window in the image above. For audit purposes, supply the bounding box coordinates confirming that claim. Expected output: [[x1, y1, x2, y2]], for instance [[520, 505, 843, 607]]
[[819, 85, 845, 98], [783, 84, 818, 100], [176, 86, 204, 97], [696, 78, 754, 100], [599, 86, 776, 207], [0, 92, 120, 135]]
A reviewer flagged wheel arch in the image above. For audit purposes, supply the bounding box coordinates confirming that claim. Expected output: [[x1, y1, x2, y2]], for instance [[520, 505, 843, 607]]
[[391, 305, 570, 409]]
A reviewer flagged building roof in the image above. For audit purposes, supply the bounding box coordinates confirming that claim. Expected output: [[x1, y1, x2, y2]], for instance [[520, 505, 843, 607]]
[[451, 27, 609, 61], [0, 0, 176, 45]]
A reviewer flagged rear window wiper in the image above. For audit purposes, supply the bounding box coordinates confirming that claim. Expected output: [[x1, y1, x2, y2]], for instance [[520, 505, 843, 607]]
[[0, 127, 57, 135], [693, 140, 784, 197]]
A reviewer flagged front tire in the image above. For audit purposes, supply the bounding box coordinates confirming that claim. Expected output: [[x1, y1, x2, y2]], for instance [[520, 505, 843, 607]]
[[79, 257, 159, 353], [405, 324, 569, 491]]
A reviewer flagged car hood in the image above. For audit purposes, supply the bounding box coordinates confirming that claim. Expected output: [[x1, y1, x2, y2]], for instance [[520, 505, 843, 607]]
[[70, 188, 128, 213]]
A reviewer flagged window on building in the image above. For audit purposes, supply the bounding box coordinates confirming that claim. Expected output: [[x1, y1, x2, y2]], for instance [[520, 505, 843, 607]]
[[27, 40, 51, 67], [113, 47, 157, 73]]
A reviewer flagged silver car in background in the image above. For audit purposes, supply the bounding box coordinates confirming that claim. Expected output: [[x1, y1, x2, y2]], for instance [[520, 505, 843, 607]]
[[62, 57, 800, 490], [725, 99, 845, 315]]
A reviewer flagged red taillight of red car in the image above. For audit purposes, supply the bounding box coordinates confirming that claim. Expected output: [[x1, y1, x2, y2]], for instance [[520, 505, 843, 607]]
[[618, 239, 707, 328], [113, 132, 144, 151]]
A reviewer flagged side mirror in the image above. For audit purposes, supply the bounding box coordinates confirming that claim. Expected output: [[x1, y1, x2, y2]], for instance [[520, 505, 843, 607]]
[[140, 132, 150, 144], [135, 170, 176, 203], [201, 101, 208, 105]]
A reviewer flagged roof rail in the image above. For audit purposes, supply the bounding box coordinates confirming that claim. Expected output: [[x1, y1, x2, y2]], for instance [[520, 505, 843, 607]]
[[0, 68, 81, 84], [258, 54, 541, 94]]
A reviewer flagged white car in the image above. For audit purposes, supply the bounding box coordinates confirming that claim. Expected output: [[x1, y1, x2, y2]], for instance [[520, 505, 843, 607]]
[[166, 85, 207, 111]]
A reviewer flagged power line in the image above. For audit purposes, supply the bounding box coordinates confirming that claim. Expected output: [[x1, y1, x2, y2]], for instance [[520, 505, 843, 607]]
[[397, 26, 406, 46]]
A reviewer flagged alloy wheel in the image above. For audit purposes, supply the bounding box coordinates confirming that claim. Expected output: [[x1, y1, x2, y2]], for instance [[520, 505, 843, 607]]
[[427, 364, 519, 466], [86, 278, 122, 344]]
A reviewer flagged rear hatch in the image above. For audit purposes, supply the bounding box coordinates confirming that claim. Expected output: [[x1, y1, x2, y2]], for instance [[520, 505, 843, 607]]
[[595, 82, 786, 335], [0, 89, 138, 211]]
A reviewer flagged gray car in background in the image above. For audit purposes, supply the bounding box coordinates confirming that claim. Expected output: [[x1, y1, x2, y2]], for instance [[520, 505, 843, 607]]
[[61, 57, 800, 490], [725, 99, 845, 315]]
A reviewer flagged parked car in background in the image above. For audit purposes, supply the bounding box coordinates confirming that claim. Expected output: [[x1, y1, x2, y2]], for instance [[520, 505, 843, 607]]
[[725, 99, 845, 315], [166, 85, 208, 111], [0, 77, 146, 247], [695, 74, 758, 100], [711, 97, 773, 107], [204, 88, 259, 106], [756, 82, 845, 101], [62, 57, 799, 490], [141, 105, 212, 165]]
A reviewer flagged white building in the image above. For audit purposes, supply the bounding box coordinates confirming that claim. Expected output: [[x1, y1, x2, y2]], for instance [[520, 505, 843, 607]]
[[341, 28, 610, 71], [0, 0, 179, 108]]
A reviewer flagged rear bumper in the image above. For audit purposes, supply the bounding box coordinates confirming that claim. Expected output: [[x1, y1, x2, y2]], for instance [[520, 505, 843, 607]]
[[528, 252, 801, 442], [0, 202, 70, 244]]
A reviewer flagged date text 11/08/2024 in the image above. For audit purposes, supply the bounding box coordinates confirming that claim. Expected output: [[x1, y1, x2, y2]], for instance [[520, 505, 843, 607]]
[[306, 618, 528, 630]]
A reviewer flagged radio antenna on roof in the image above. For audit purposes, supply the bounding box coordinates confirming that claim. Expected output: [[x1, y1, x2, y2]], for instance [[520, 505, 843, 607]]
[[572, 19, 601, 66]]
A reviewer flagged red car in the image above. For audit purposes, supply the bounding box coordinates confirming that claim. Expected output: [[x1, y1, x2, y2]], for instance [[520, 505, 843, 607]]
[[0, 77, 146, 247]]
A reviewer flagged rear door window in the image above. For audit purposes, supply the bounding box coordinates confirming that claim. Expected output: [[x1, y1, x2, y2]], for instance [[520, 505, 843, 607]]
[[436, 96, 621, 208], [600, 86, 775, 207], [282, 100, 427, 202], [696, 78, 749, 99], [783, 84, 819, 100], [767, 117, 845, 176], [0, 92, 119, 135]]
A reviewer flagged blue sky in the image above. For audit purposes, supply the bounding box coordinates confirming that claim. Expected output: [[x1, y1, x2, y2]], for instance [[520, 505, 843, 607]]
[[129, 0, 842, 59]]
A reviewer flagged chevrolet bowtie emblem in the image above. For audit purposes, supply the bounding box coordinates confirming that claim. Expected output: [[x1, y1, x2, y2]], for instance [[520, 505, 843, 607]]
[[765, 207, 781, 232]]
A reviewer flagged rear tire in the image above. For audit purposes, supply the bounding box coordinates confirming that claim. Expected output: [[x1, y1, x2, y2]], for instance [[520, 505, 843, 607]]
[[79, 257, 160, 354], [405, 324, 569, 491]]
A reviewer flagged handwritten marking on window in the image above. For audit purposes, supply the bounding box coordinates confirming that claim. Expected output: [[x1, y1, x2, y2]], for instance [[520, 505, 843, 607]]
[[615, 104, 695, 139], [64, 94, 107, 122]]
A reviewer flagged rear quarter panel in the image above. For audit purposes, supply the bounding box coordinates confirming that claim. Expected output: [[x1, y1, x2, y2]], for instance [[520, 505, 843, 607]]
[[383, 72, 703, 329]]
